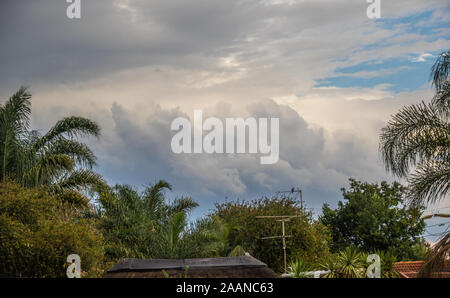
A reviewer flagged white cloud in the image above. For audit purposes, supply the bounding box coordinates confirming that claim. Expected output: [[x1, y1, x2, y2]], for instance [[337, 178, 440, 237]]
[[411, 53, 435, 62]]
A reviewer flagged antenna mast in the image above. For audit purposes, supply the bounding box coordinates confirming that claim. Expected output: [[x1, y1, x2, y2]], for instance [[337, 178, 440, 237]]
[[256, 187, 303, 273]]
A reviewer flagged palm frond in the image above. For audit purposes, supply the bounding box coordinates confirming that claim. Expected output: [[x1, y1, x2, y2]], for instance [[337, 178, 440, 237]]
[[407, 159, 450, 205], [33, 116, 100, 150], [54, 169, 107, 193], [0, 86, 32, 131], [167, 196, 199, 215], [419, 233, 450, 278], [163, 211, 188, 256], [0, 87, 32, 181], [56, 189, 91, 209], [45, 139, 97, 168], [22, 153, 74, 187], [430, 51, 450, 91], [432, 81, 450, 116], [143, 180, 172, 217], [380, 101, 449, 177]]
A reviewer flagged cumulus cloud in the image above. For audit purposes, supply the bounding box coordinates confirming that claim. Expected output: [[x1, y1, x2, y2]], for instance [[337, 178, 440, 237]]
[[29, 87, 429, 214], [411, 53, 434, 62]]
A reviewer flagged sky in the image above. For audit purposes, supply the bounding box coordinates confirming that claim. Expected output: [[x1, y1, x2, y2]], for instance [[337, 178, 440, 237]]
[[1, 0, 449, 240]]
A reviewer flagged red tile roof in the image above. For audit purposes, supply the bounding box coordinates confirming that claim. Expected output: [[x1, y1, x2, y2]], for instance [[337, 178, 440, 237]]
[[393, 261, 450, 278]]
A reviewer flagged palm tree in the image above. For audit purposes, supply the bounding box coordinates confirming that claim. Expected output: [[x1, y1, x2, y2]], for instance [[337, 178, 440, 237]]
[[97, 180, 200, 259], [143, 180, 198, 220], [160, 211, 189, 258], [199, 218, 245, 257], [380, 51, 450, 277], [0, 87, 106, 208]]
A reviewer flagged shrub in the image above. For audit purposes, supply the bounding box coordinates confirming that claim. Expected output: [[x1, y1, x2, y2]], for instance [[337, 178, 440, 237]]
[[211, 196, 331, 273], [0, 183, 104, 277]]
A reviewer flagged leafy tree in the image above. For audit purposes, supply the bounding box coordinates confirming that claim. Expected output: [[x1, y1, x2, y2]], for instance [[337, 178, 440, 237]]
[[97, 184, 153, 259], [0, 87, 106, 208], [97, 181, 204, 260], [0, 183, 104, 277], [210, 196, 331, 273], [380, 51, 449, 276], [187, 216, 245, 258], [320, 179, 426, 260]]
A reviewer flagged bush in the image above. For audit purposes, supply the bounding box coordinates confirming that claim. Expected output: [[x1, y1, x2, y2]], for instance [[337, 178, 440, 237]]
[[211, 196, 331, 273], [0, 183, 104, 277], [319, 247, 401, 278]]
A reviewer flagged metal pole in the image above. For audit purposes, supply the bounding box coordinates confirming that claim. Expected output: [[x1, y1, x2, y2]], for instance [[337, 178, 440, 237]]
[[257, 213, 299, 273], [282, 220, 287, 273], [300, 189, 303, 210]]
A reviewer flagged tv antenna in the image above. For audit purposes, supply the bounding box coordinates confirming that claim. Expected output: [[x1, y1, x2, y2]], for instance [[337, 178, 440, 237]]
[[256, 215, 299, 273], [276, 187, 303, 210], [256, 187, 303, 273]]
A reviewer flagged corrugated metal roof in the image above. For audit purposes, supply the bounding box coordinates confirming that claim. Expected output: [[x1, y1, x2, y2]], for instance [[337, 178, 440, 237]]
[[107, 255, 268, 273]]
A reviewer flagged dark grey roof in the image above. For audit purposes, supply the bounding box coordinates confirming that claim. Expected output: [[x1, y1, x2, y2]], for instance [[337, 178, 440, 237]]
[[107, 255, 268, 272]]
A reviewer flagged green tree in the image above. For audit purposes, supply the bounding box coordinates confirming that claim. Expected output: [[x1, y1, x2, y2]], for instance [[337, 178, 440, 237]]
[[380, 51, 449, 276], [320, 179, 426, 260], [0, 183, 104, 277], [0, 87, 106, 208], [97, 181, 203, 260], [187, 216, 245, 258], [211, 196, 331, 273]]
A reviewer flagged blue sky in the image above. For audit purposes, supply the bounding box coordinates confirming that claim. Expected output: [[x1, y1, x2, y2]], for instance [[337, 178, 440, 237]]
[[316, 56, 435, 92], [316, 10, 450, 93]]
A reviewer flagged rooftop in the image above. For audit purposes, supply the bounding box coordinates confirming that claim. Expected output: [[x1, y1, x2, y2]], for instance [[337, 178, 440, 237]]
[[107, 255, 272, 273], [393, 261, 450, 278]]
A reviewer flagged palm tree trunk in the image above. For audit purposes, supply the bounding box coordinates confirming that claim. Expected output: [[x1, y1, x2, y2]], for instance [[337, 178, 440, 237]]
[[2, 130, 9, 182]]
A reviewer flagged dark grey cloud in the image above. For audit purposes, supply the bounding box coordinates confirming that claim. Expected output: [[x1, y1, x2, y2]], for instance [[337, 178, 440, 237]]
[[2, 0, 448, 91], [77, 98, 379, 217]]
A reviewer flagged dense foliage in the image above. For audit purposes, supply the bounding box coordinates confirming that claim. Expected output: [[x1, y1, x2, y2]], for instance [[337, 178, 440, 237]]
[[320, 179, 427, 260], [211, 197, 331, 273], [0, 183, 103, 277], [316, 247, 401, 278], [96, 181, 218, 260]]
